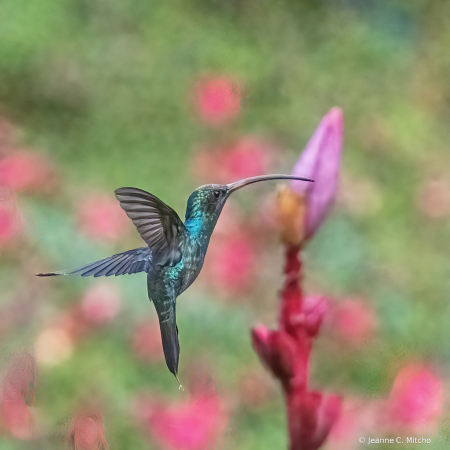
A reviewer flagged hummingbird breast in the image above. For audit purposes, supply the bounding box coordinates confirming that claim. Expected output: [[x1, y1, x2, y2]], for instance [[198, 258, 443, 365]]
[[178, 235, 206, 294]]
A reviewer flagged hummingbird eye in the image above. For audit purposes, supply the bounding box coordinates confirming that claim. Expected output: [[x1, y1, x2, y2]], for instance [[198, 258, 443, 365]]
[[213, 190, 221, 199]]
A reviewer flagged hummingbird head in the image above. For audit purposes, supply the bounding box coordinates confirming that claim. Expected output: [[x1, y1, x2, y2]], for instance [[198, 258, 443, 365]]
[[185, 175, 313, 239], [185, 183, 229, 223]]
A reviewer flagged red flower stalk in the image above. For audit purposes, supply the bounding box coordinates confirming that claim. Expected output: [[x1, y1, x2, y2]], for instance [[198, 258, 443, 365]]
[[252, 250, 340, 450], [252, 109, 343, 450]]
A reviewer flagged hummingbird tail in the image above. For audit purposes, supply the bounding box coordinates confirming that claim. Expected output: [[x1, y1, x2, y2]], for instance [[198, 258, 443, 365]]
[[35, 247, 152, 277], [158, 313, 180, 381]]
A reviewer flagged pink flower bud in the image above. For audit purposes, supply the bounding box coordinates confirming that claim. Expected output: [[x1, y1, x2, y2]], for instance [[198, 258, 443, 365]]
[[194, 76, 241, 126], [300, 295, 328, 337], [251, 325, 271, 364], [251, 327, 297, 385], [291, 108, 343, 240], [267, 331, 297, 383]]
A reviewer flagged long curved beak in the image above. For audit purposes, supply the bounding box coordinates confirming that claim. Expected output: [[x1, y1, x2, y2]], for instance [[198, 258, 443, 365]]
[[226, 174, 313, 194]]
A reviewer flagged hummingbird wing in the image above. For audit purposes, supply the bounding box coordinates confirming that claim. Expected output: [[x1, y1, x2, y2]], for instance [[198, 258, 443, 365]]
[[36, 247, 152, 277], [115, 187, 185, 267]]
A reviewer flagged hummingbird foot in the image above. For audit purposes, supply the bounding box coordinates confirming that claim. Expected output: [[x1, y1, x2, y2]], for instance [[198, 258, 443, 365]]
[[175, 374, 184, 391]]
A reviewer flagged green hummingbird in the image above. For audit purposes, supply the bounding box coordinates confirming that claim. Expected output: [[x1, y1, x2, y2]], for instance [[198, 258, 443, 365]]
[[37, 175, 312, 384]]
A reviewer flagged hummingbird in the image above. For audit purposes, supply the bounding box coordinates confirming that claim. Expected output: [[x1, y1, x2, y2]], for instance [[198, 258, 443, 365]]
[[37, 174, 312, 384]]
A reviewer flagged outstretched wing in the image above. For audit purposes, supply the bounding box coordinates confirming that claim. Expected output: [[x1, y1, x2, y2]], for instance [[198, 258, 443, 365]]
[[115, 187, 185, 266], [36, 247, 152, 277]]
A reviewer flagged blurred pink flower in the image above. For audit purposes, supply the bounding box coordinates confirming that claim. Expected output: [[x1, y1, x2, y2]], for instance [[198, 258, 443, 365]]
[[290, 108, 343, 242], [2, 353, 37, 440], [149, 397, 224, 450], [219, 137, 273, 182], [327, 405, 359, 448], [387, 365, 442, 432], [77, 193, 130, 241], [36, 294, 121, 367], [192, 136, 274, 184], [0, 151, 56, 193], [328, 399, 383, 450], [332, 298, 378, 345], [0, 191, 22, 247], [81, 282, 121, 325], [0, 207, 15, 241], [416, 177, 450, 219], [131, 320, 164, 363], [194, 76, 241, 125], [69, 410, 109, 450], [136, 373, 228, 450], [205, 232, 258, 296]]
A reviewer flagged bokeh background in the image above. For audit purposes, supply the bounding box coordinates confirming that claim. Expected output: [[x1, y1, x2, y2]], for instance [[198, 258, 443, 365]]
[[0, 0, 450, 448]]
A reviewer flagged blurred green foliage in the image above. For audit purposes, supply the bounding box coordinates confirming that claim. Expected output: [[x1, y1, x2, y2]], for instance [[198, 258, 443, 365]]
[[1, 0, 450, 448]]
